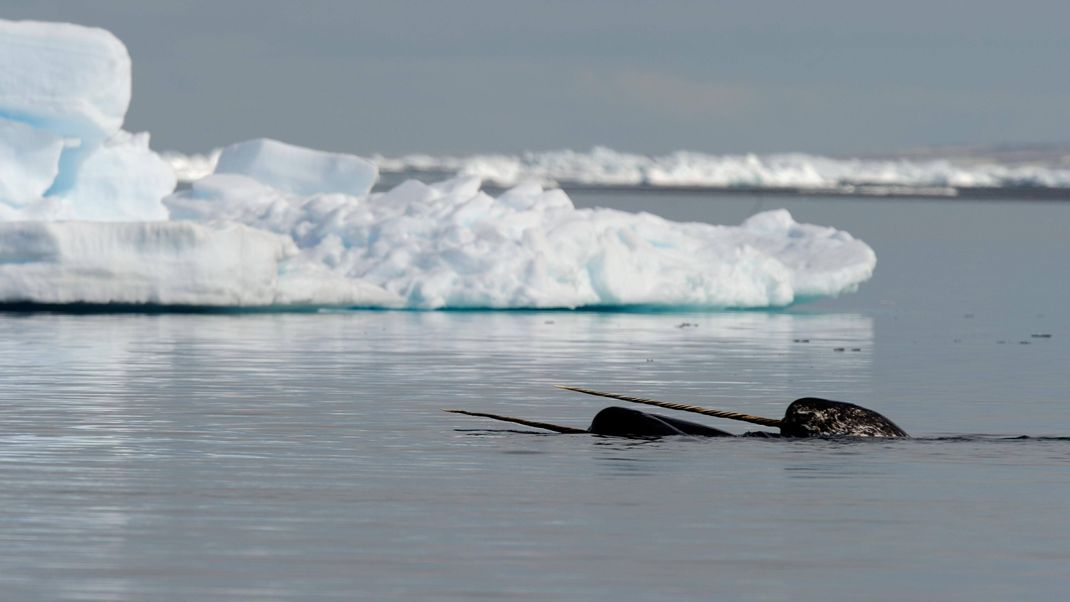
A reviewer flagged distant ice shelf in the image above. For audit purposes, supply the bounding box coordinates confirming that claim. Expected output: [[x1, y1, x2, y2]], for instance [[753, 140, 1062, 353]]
[[371, 147, 1070, 193], [164, 146, 1070, 197]]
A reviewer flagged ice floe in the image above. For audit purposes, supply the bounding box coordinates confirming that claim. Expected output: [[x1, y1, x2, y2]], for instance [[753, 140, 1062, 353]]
[[0, 18, 876, 309], [164, 174, 875, 308]]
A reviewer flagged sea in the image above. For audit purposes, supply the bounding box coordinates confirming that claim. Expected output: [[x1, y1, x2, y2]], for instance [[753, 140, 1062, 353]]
[[1, 190, 1068, 601]]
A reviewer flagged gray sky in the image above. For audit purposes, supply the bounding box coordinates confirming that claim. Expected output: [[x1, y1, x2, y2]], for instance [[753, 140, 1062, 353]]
[[5, 0, 1069, 155]]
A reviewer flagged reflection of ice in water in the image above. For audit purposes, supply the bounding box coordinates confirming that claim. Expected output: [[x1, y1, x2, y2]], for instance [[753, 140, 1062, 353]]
[[2, 311, 873, 437], [1, 311, 873, 405]]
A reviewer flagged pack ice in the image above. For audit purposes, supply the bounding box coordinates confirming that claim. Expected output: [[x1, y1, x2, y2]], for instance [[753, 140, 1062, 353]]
[[0, 18, 876, 309], [372, 147, 1070, 191]]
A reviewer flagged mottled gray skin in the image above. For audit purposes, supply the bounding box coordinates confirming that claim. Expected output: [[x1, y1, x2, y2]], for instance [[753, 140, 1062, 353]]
[[779, 398, 908, 438], [589, 400, 908, 439]]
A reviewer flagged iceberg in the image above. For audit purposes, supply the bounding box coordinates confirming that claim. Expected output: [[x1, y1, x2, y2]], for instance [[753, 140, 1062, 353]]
[[0, 19, 130, 141], [0, 17, 877, 309], [0, 19, 173, 221], [214, 138, 378, 197]]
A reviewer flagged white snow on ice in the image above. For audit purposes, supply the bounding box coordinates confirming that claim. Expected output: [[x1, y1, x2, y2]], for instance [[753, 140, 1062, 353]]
[[0, 18, 877, 309], [214, 138, 378, 197], [161, 148, 220, 184], [0, 19, 174, 221], [0, 118, 65, 205], [0, 19, 129, 142], [164, 174, 874, 308]]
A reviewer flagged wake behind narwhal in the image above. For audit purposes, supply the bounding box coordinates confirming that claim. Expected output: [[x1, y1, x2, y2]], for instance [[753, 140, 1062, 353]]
[[447, 385, 908, 439]]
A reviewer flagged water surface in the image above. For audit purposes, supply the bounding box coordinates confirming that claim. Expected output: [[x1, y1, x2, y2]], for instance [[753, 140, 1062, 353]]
[[1, 193, 1068, 600]]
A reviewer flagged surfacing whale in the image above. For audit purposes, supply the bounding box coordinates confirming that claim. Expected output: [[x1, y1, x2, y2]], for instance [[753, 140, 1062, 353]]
[[447, 385, 908, 439]]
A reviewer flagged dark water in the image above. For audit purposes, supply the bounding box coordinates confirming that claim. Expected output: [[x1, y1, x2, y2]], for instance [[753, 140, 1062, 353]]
[[1, 193, 1068, 600]]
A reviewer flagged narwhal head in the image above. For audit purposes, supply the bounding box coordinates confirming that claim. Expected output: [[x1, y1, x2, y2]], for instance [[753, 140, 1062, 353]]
[[780, 398, 908, 438]]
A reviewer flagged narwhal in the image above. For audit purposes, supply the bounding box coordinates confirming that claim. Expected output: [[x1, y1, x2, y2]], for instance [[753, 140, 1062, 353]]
[[447, 385, 908, 438]]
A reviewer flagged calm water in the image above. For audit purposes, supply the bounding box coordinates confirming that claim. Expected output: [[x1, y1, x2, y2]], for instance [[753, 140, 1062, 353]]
[[1, 193, 1068, 600]]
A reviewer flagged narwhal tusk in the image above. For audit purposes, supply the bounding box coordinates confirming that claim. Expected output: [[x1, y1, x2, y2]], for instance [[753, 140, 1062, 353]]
[[555, 385, 783, 429], [444, 409, 587, 434]]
